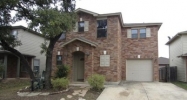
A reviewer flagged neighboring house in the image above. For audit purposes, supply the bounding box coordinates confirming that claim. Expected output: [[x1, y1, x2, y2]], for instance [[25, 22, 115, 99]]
[[166, 31, 187, 82], [0, 26, 46, 78], [158, 57, 169, 68], [52, 8, 162, 83]]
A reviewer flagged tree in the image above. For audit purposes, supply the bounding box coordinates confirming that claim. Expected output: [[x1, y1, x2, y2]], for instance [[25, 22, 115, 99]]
[[29, 0, 76, 89], [0, 0, 76, 89]]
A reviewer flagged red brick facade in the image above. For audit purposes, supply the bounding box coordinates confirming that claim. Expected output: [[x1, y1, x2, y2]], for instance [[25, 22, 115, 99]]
[[5, 54, 32, 78], [52, 10, 160, 82]]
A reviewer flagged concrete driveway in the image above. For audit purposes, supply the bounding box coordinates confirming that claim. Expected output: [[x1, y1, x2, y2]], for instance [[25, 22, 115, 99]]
[[97, 82, 187, 100]]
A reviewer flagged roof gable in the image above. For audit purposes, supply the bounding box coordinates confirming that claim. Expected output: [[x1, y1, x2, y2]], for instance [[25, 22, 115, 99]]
[[61, 37, 98, 47]]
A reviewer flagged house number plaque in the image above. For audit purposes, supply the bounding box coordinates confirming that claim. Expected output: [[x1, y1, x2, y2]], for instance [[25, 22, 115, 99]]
[[100, 55, 110, 67]]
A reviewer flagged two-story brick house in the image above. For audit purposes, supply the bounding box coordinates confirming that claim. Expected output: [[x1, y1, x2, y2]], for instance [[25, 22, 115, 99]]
[[52, 8, 162, 84], [0, 26, 46, 78]]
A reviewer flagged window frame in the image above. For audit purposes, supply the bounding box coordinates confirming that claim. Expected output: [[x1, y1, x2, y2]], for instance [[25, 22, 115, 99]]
[[78, 21, 84, 32], [139, 28, 146, 38], [56, 55, 62, 65], [11, 30, 18, 39], [131, 29, 138, 39], [97, 19, 107, 38], [33, 59, 40, 73]]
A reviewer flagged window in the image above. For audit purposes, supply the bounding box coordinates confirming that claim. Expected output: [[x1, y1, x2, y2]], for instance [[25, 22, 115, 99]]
[[131, 29, 138, 38], [140, 28, 146, 38], [97, 20, 107, 38], [59, 33, 66, 40], [56, 55, 62, 65], [11, 30, 18, 38], [33, 59, 40, 73], [78, 21, 84, 32]]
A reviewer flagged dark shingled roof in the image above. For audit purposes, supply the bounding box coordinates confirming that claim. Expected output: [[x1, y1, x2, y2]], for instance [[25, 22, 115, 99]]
[[158, 57, 169, 64]]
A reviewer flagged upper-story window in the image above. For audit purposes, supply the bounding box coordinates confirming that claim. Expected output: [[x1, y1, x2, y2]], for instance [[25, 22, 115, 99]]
[[73, 21, 89, 32], [140, 28, 146, 38], [59, 33, 66, 40], [78, 21, 84, 32], [131, 29, 138, 38], [127, 28, 151, 39], [11, 30, 18, 39], [97, 19, 107, 38]]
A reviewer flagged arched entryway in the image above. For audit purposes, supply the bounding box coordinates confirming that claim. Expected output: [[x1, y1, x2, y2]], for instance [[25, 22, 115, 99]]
[[72, 51, 85, 82]]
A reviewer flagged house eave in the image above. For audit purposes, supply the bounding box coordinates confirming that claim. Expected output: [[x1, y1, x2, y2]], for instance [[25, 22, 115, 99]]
[[123, 23, 162, 29], [0, 50, 36, 57], [166, 31, 187, 45]]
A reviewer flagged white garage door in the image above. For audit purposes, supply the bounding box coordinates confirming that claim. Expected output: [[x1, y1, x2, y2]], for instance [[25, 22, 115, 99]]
[[126, 60, 153, 81]]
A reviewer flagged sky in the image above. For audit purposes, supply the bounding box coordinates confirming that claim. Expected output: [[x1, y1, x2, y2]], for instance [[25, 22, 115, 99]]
[[13, 0, 187, 58]]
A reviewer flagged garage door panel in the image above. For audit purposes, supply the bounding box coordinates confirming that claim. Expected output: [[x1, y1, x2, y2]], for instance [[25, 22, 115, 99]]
[[126, 60, 153, 81]]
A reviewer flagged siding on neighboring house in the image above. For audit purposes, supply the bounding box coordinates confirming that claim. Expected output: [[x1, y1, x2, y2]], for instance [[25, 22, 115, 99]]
[[182, 35, 187, 54], [169, 37, 186, 82], [18, 29, 46, 74], [182, 35, 187, 81]]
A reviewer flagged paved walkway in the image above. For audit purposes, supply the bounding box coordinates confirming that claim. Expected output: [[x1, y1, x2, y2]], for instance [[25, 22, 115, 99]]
[[97, 82, 187, 100]]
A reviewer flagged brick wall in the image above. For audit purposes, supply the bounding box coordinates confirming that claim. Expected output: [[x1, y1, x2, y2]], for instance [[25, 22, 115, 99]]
[[52, 13, 121, 82], [7, 54, 17, 78], [121, 26, 159, 81]]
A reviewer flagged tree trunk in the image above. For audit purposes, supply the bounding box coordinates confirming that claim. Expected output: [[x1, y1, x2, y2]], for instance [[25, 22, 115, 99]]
[[0, 40, 35, 80], [45, 34, 62, 89]]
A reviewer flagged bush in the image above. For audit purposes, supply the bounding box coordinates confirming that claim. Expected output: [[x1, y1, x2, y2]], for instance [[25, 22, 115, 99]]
[[88, 74, 105, 91], [55, 65, 70, 78], [51, 78, 69, 90]]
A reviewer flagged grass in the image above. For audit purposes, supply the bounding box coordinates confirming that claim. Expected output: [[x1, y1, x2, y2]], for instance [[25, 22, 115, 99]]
[[0, 79, 30, 98], [172, 81, 187, 90]]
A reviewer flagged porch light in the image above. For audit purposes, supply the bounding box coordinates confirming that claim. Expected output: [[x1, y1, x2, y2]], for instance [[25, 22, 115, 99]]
[[103, 50, 107, 55], [138, 55, 140, 58]]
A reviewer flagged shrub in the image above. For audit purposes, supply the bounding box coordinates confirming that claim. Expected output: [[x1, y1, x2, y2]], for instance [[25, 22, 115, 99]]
[[88, 74, 105, 91], [55, 65, 70, 78], [51, 78, 69, 90]]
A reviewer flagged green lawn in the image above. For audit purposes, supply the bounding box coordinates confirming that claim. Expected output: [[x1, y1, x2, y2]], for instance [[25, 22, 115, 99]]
[[172, 81, 187, 90], [0, 79, 30, 98]]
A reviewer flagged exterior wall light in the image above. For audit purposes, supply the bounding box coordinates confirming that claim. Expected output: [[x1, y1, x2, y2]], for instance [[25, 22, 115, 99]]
[[103, 50, 107, 55], [76, 47, 79, 51], [57, 51, 60, 55]]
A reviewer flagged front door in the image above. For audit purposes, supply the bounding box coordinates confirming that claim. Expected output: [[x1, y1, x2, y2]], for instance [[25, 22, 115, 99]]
[[73, 51, 85, 82]]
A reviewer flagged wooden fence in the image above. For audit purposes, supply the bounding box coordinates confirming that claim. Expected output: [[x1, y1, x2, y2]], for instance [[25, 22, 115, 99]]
[[159, 66, 177, 82]]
